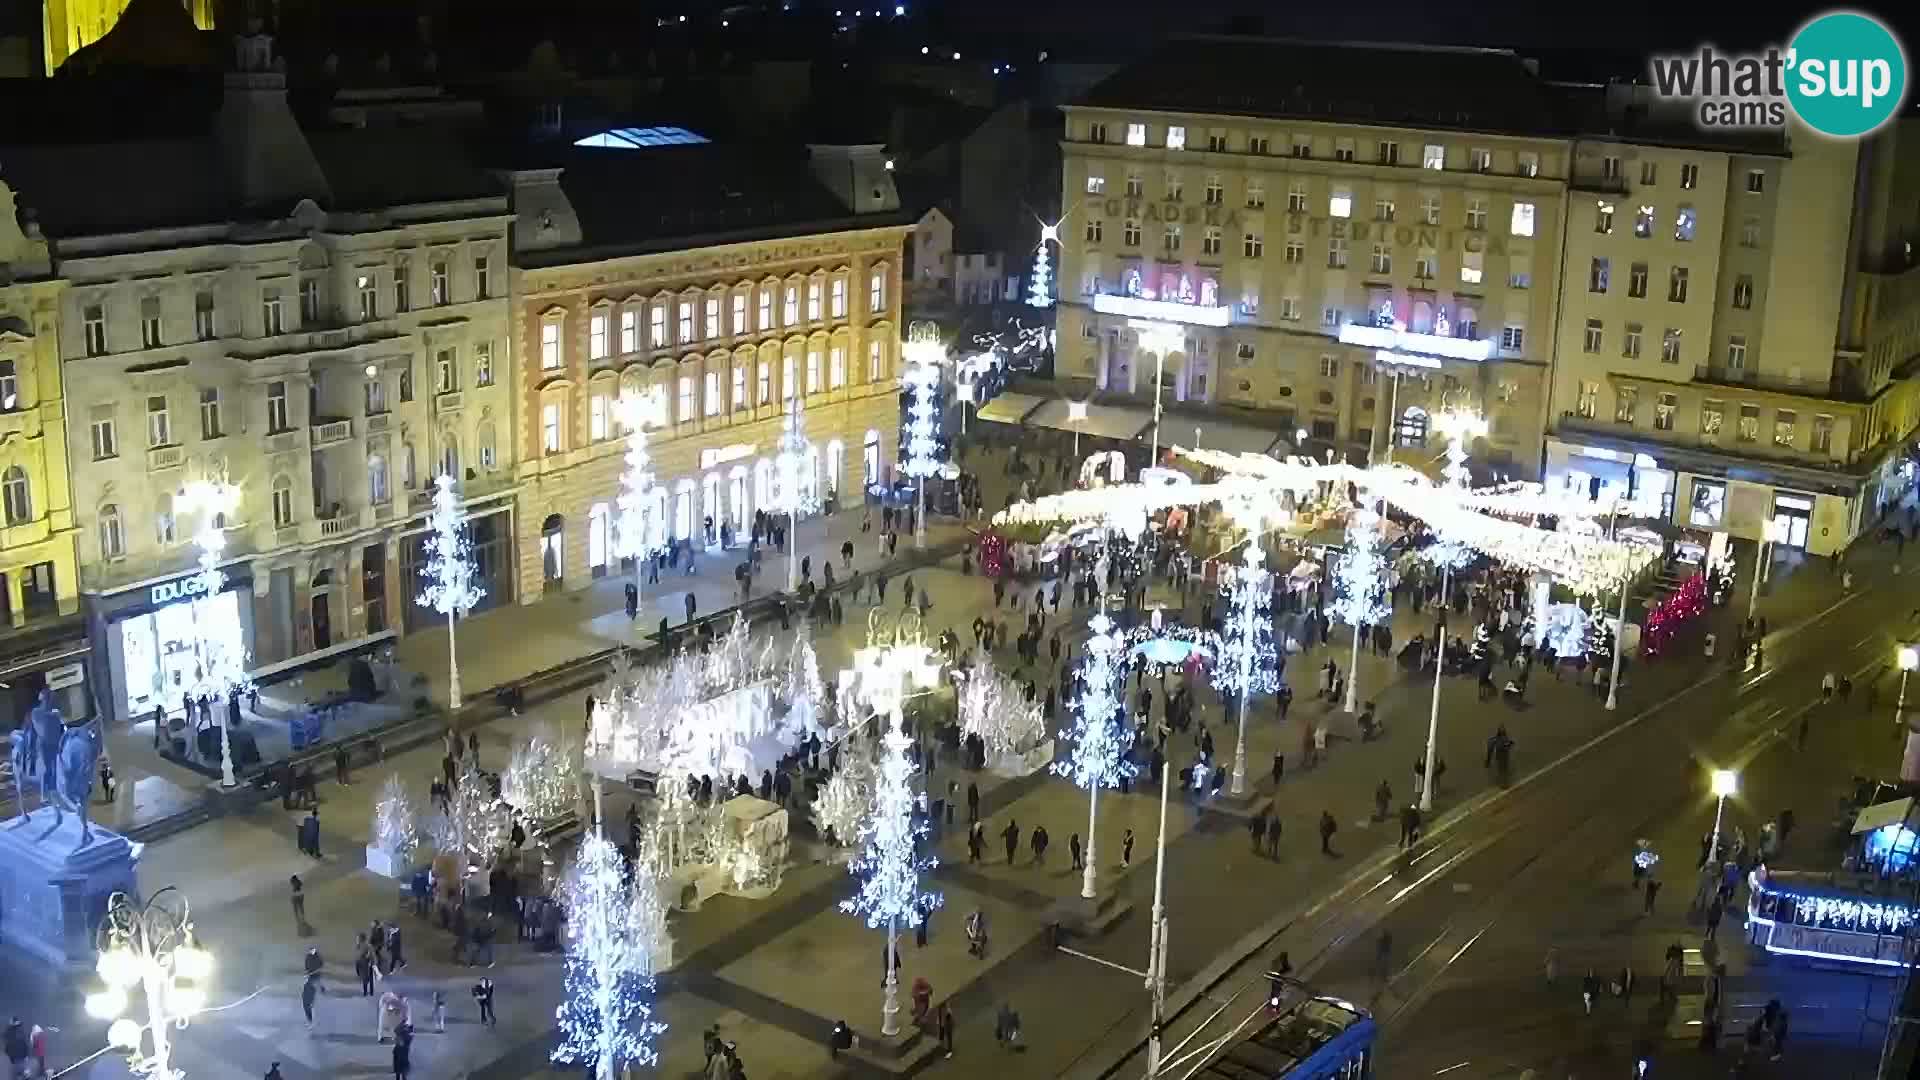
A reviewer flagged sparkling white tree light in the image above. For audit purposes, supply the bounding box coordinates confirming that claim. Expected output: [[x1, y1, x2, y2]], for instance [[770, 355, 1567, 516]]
[[416, 474, 485, 709], [175, 480, 253, 788], [427, 758, 508, 893], [813, 725, 878, 848], [1053, 612, 1136, 900], [1026, 222, 1058, 308], [552, 832, 670, 1080], [901, 331, 945, 550], [1214, 543, 1279, 795], [612, 391, 667, 618], [956, 648, 1044, 766], [1332, 501, 1392, 713], [502, 727, 583, 825], [370, 773, 418, 864], [770, 395, 819, 590], [839, 709, 940, 1036]]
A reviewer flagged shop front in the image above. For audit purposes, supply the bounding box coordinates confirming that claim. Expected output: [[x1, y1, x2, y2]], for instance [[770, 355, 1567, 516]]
[[89, 569, 257, 726], [1542, 439, 1674, 520], [398, 504, 515, 633]]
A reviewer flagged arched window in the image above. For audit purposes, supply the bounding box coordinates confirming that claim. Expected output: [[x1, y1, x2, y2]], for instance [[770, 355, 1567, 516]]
[[863, 428, 882, 487], [271, 474, 294, 527], [477, 422, 498, 471], [368, 454, 389, 505], [0, 465, 28, 525], [1397, 406, 1431, 448], [402, 442, 417, 489], [99, 503, 123, 558], [439, 431, 460, 479]]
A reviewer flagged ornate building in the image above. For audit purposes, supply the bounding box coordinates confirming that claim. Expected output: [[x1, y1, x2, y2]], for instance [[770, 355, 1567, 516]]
[[1, 31, 514, 724], [43, 0, 215, 75], [506, 138, 910, 601]]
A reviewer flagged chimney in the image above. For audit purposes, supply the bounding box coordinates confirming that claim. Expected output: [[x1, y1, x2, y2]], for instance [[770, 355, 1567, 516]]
[[807, 144, 899, 215], [216, 26, 331, 211]]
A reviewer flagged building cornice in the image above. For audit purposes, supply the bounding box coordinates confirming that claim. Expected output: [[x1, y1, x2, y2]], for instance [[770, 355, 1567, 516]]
[[517, 224, 913, 298]]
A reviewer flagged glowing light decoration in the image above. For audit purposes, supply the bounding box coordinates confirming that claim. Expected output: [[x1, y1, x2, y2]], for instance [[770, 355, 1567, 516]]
[[1054, 612, 1136, 899], [416, 474, 485, 709], [552, 832, 670, 1080], [956, 648, 1045, 766], [174, 480, 252, 788], [768, 394, 820, 589], [1332, 502, 1391, 713], [1214, 544, 1279, 795], [902, 329, 945, 549], [612, 392, 667, 603], [502, 727, 584, 825], [838, 709, 941, 1035], [427, 757, 509, 888], [813, 726, 879, 847], [370, 773, 418, 865], [1027, 222, 1058, 308], [1643, 572, 1707, 656]]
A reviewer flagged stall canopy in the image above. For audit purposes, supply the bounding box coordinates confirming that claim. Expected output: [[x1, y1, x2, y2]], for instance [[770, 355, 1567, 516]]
[[1165, 415, 1286, 458], [1026, 398, 1154, 442], [1852, 797, 1916, 835], [975, 392, 1046, 426]]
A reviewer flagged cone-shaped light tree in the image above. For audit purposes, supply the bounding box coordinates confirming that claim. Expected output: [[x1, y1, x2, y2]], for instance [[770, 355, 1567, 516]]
[[839, 708, 940, 1036], [901, 326, 946, 549], [1052, 612, 1136, 900], [416, 474, 484, 708], [552, 831, 670, 1080], [612, 390, 667, 618], [1214, 543, 1279, 795], [770, 395, 818, 590], [1332, 500, 1391, 713], [1026, 222, 1059, 308]]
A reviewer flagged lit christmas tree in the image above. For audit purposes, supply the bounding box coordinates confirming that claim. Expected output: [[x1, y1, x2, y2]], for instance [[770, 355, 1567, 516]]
[[1052, 612, 1136, 899], [957, 647, 1044, 765], [813, 726, 878, 848], [427, 757, 509, 891], [1026, 222, 1059, 308], [502, 727, 583, 825], [839, 711, 940, 1035], [770, 395, 819, 590], [370, 773, 418, 865], [175, 480, 253, 787], [1331, 503, 1392, 711], [552, 832, 670, 1080], [416, 474, 485, 709], [1213, 543, 1280, 794], [901, 330, 946, 548], [612, 391, 666, 605]]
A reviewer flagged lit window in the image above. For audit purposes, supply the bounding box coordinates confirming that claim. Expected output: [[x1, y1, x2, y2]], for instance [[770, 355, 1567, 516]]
[[1674, 204, 1697, 242], [1086, 175, 1106, 194], [1662, 327, 1683, 363], [590, 394, 608, 441], [830, 277, 847, 318], [1623, 323, 1642, 359], [830, 346, 847, 388], [620, 309, 638, 353], [1422, 143, 1444, 170], [1635, 205, 1655, 238], [706, 371, 722, 416], [1668, 266, 1689, 303], [1459, 250, 1483, 284], [1126, 122, 1146, 146], [589, 311, 609, 359], [807, 280, 823, 321], [1595, 201, 1614, 234], [542, 403, 562, 452], [679, 375, 695, 419], [1510, 201, 1535, 237], [1655, 393, 1677, 431], [1165, 125, 1185, 150], [1583, 319, 1603, 354], [1328, 188, 1351, 218], [650, 305, 668, 347], [783, 286, 799, 325], [541, 319, 563, 369], [705, 297, 721, 338], [678, 300, 695, 340], [1680, 163, 1699, 189], [475, 339, 494, 384]]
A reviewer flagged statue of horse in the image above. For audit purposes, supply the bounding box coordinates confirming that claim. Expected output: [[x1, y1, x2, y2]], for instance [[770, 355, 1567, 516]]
[[50, 717, 101, 845], [10, 690, 61, 827]]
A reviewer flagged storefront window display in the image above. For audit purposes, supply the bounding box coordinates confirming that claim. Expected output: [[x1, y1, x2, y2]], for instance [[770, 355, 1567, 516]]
[[119, 587, 245, 720]]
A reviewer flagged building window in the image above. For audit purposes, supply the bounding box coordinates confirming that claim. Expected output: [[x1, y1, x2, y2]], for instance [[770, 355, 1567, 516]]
[[439, 435, 458, 480], [299, 278, 320, 324], [155, 508, 175, 546], [1327, 237, 1348, 269], [1291, 136, 1312, 158], [478, 424, 497, 470], [1369, 244, 1391, 274], [589, 311, 609, 360], [1086, 174, 1106, 195], [829, 278, 847, 319], [1668, 266, 1689, 303], [1738, 404, 1760, 441], [474, 255, 491, 300], [369, 454, 389, 505], [1202, 227, 1222, 256], [760, 361, 773, 404], [1282, 239, 1302, 263], [705, 371, 721, 416], [1287, 183, 1307, 213], [783, 287, 800, 325], [90, 410, 116, 460], [1674, 204, 1697, 241], [590, 393, 609, 441], [266, 381, 288, 432], [1328, 188, 1352, 218], [1583, 319, 1603, 353], [1466, 199, 1486, 230], [1732, 275, 1753, 309], [542, 403, 562, 453], [1623, 322, 1642, 359], [678, 375, 695, 420], [0, 466, 27, 528], [198, 388, 221, 439], [1162, 224, 1181, 254], [357, 274, 378, 320], [541, 319, 563, 369], [1236, 231, 1261, 259], [1614, 387, 1637, 424], [139, 296, 163, 347], [398, 363, 413, 402], [870, 268, 888, 313], [1248, 135, 1269, 155], [1747, 169, 1765, 194], [679, 300, 696, 340], [1635, 205, 1655, 238], [1812, 414, 1834, 453], [1507, 255, 1531, 289], [1460, 250, 1484, 284], [1125, 122, 1146, 146], [1728, 334, 1747, 371], [1245, 181, 1265, 209], [1628, 263, 1648, 298], [807, 349, 822, 393], [1741, 218, 1761, 247], [1279, 297, 1301, 322], [1595, 201, 1614, 234], [430, 261, 450, 305], [1123, 218, 1141, 246], [731, 293, 747, 334], [1422, 143, 1444, 169], [474, 342, 494, 387], [1510, 202, 1536, 237], [271, 477, 293, 528], [98, 503, 122, 555], [804, 281, 821, 322], [1577, 381, 1598, 419], [1517, 151, 1539, 177], [1702, 400, 1724, 437], [1201, 174, 1222, 206], [1125, 173, 1144, 199], [146, 395, 171, 447], [436, 347, 459, 393], [1774, 409, 1797, 447], [1680, 162, 1698, 189], [830, 345, 847, 388], [261, 289, 283, 335], [365, 374, 386, 415], [194, 292, 216, 340], [1088, 121, 1107, 143], [1373, 196, 1395, 222], [651, 305, 669, 347], [1162, 125, 1185, 150], [1661, 327, 1683, 363], [1589, 257, 1610, 293], [1318, 355, 1339, 378], [733, 365, 748, 407], [1376, 140, 1399, 165], [1655, 392, 1677, 431], [1334, 138, 1355, 162], [868, 342, 884, 381], [1084, 218, 1103, 245], [1469, 148, 1492, 172], [1500, 325, 1525, 352], [394, 261, 411, 312]]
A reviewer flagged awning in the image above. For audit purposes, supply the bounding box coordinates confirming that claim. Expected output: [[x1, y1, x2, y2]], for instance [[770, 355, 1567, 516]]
[[1026, 399, 1154, 442], [1853, 797, 1916, 834], [1172, 416, 1285, 458], [975, 392, 1046, 426]]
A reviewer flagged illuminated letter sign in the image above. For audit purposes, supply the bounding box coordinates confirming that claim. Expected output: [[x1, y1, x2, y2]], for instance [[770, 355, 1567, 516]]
[[1340, 324, 1496, 362], [150, 576, 212, 606], [1091, 293, 1233, 327]]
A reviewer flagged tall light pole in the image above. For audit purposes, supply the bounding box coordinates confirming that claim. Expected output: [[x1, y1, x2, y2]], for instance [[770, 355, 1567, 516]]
[[773, 395, 819, 590], [1746, 519, 1790, 620], [1418, 408, 1485, 811], [1708, 768, 1738, 863], [1143, 739, 1172, 1079], [417, 474, 484, 709], [902, 330, 946, 550], [1605, 569, 1631, 712], [1216, 541, 1277, 796], [176, 481, 247, 788], [1135, 322, 1183, 466], [612, 391, 666, 624], [1053, 612, 1134, 902], [1068, 399, 1089, 459], [86, 888, 213, 1080]]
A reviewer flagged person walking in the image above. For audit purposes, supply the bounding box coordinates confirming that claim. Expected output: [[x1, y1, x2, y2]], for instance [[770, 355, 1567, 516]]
[[355, 937, 376, 997], [1644, 877, 1664, 915], [1001, 819, 1020, 864], [1069, 832, 1084, 871], [472, 977, 496, 1027], [390, 1022, 412, 1080], [937, 1003, 955, 1059], [1122, 828, 1135, 868], [1264, 814, 1281, 857], [3, 1018, 25, 1080], [301, 971, 323, 1029], [1582, 970, 1599, 1015], [24, 1026, 47, 1080], [1030, 824, 1049, 867], [290, 875, 309, 936], [966, 782, 980, 823], [1705, 894, 1725, 941], [1318, 811, 1338, 856]]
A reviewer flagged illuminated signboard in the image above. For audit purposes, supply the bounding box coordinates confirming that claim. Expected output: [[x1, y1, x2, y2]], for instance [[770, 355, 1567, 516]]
[[1373, 349, 1442, 370], [1092, 293, 1233, 327], [699, 443, 757, 469], [1339, 324, 1496, 362]]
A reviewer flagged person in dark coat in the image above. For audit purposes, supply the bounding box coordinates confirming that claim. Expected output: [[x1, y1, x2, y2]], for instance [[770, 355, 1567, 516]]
[[391, 1022, 413, 1080]]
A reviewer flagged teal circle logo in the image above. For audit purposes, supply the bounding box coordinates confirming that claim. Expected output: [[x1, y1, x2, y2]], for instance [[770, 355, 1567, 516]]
[[1787, 11, 1908, 137]]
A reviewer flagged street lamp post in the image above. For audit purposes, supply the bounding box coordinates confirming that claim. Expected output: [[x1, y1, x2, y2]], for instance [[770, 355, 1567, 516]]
[[1143, 743, 1172, 1079], [1746, 519, 1790, 620], [1068, 399, 1089, 460], [176, 481, 246, 789], [1605, 572, 1630, 712], [1709, 769, 1738, 863], [1134, 322, 1183, 466], [1419, 408, 1485, 811], [86, 888, 212, 1080]]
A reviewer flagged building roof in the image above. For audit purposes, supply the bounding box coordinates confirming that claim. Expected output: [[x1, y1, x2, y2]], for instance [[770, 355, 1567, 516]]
[[304, 126, 505, 211], [1075, 37, 1567, 138], [516, 142, 910, 266]]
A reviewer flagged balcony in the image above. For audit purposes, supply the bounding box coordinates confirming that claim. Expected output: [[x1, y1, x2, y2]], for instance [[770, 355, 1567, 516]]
[[317, 509, 364, 539], [147, 445, 185, 473], [266, 429, 305, 454], [434, 391, 465, 416], [1689, 366, 1865, 403], [366, 412, 391, 435], [312, 418, 354, 448], [0, 408, 42, 444]]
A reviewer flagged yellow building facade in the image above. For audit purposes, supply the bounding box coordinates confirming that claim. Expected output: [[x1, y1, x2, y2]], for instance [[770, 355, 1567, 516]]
[[42, 0, 214, 74]]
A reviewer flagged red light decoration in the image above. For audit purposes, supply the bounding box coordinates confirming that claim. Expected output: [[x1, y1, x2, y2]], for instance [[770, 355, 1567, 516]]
[[1643, 572, 1706, 656]]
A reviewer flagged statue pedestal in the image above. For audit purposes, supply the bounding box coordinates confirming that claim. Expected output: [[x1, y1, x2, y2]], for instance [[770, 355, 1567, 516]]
[[0, 812, 139, 972]]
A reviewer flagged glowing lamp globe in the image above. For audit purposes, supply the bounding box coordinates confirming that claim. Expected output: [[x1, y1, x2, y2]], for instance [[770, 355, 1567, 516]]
[[107, 1018, 141, 1050], [173, 940, 212, 981], [170, 983, 206, 1016], [97, 947, 140, 988], [1711, 769, 1738, 798], [1900, 646, 1919, 673], [86, 987, 128, 1020]]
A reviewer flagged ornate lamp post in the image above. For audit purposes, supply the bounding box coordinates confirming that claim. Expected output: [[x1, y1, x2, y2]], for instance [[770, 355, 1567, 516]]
[[611, 391, 666, 623], [85, 888, 212, 1080], [1708, 768, 1738, 862], [417, 474, 484, 709], [1134, 322, 1184, 466], [901, 330, 946, 550], [1418, 408, 1486, 809], [175, 481, 248, 788]]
